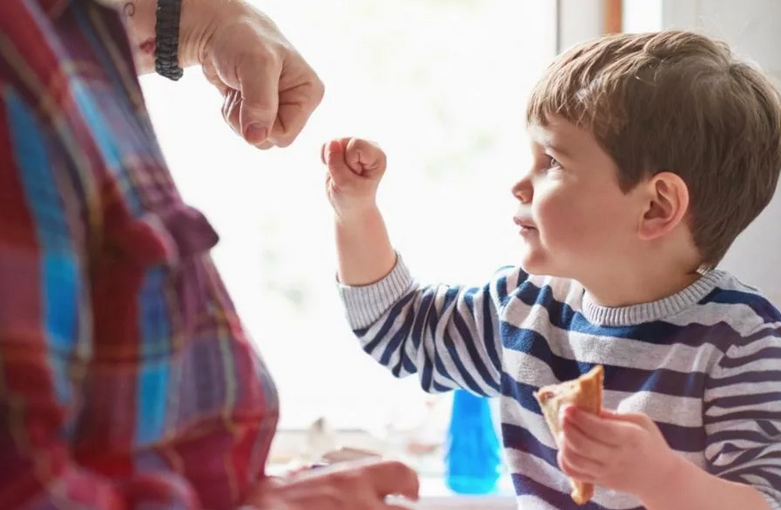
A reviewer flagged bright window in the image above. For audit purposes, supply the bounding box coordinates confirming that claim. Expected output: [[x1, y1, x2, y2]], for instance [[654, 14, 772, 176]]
[[141, 0, 556, 455]]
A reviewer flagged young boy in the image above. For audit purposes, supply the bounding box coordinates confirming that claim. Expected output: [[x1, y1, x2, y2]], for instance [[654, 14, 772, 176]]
[[322, 30, 781, 509]]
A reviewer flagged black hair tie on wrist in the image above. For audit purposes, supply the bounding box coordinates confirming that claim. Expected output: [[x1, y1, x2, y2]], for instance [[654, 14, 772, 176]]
[[155, 0, 184, 80]]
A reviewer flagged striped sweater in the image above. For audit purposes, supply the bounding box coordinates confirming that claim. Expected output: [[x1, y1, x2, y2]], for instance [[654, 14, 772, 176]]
[[338, 257, 781, 510]]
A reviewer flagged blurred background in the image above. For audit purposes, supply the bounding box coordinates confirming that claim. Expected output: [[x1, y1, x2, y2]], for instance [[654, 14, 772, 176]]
[[139, 0, 781, 494]]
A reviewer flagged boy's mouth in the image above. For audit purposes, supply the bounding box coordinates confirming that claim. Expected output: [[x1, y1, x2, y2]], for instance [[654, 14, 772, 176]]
[[513, 216, 537, 234]]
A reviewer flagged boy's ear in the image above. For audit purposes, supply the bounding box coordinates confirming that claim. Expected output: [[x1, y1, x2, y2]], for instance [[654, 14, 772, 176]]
[[637, 172, 690, 241]]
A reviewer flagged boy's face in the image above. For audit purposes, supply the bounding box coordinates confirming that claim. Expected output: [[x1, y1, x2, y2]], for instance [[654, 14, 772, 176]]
[[512, 116, 644, 281]]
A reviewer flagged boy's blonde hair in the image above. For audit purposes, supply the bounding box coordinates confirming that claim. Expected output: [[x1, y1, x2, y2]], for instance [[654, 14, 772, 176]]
[[527, 30, 781, 268]]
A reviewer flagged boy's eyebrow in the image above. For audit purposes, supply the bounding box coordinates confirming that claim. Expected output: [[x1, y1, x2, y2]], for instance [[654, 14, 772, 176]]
[[544, 142, 571, 160]]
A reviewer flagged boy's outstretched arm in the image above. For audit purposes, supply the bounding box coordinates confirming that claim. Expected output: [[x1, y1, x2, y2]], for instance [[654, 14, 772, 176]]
[[322, 138, 396, 287], [322, 138, 518, 397]]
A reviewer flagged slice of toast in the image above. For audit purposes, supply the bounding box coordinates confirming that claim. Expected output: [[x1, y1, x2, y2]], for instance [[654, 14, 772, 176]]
[[533, 365, 604, 505]]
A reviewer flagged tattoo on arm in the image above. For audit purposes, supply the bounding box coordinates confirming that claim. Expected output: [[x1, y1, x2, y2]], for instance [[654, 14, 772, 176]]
[[121, 1, 154, 58], [139, 38, 155, 55]]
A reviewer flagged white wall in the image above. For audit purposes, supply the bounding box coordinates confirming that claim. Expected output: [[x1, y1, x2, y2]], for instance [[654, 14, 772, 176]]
[[660, 0, 781, 305], [558, 0, 604, 52]]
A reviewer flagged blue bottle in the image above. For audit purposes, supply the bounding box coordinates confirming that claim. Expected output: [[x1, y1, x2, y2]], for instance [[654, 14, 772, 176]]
[[444, 389, 502, 494]]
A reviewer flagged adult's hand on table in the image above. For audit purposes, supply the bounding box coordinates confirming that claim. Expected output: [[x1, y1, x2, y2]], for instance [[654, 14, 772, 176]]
[[242, 459, 420, 510]]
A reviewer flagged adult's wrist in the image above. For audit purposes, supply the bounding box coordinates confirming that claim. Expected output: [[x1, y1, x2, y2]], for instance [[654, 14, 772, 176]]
[[154, 0, 184, 79], [123, 0, 236, 71], [174, 0, 219, 69]]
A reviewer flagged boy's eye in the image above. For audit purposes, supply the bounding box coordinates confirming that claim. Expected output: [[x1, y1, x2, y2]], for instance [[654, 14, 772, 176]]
[[547, 155, 561, 169]]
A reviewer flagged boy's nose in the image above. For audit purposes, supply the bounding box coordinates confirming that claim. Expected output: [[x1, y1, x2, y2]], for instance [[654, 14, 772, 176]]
[[511, 181, 532, 204]]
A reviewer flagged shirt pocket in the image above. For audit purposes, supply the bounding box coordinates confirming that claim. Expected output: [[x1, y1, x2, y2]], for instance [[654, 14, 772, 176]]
[[76, 200, 222, 453]]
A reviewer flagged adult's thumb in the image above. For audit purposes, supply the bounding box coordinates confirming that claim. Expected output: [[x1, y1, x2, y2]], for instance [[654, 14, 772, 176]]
[[237, 51, 281, 145]]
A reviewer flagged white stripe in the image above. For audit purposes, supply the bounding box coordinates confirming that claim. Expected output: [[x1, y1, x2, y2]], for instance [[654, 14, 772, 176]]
[[454, 296, 500, 387], [500, 396, 558, 449], [434, 319, 492, 394], [505, 448, 643, 510], [505, 446, 569, 494], [766, 466, 781, 477], [667, 300, 781, 329], [516, 495, 557, 510], [604, 389, 703, 428], [708, 443, 781, 470], [709, 438, 777, 451], [706, 398, 781, 418], [706, 380, 781, 400], [502, 346, 560, 387], [363, 307, 405, 368], [715, 357, 781, 377], [727, 334, 781, 357]]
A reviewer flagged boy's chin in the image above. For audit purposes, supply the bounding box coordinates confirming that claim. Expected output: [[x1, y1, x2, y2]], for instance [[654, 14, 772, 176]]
[[518, 252, 547, 276], [518, 250, 564, 278]]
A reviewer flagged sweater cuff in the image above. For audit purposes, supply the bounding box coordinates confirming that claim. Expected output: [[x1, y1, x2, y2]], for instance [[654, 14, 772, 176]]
[[337, 254, 413, 330]]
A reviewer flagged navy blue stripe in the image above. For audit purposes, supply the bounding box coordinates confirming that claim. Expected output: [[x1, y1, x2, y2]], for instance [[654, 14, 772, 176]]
[[708, 429, 779, 449], [501, 373, 543, 415], [432, 348, 455, 390], [724, 447, 781, 467], [452, 304, 499, 392], [411, 291, 434, 350], [714, 326, 781, 354], [426, 294, 457, 389], [758, 420, 781, 437], [400, 353, 416, 375], [657, 422, 705, 453], [429, 287, 492, 393], [361, 292, 416, 353], [709, 391, 781, 410], [385, 310, 416, 377], [512, 281, 750, 351], [357, 291, 445, 386], [501, 324, 708, 397], [709, 370, 781, 388], [480, 285, 502, 373], [495, 273, 510, 304], [500, 373, 704, 453], [719, 347, 781, 370], [700, 289, 781, 322], [414, 291, 437, 389], [511, 472, 639, 510], [502, 325, 594, 380], [454, 288, 495, 382], [432, 380, 451, 392], [442, 328, 483, 393], [715, 466, 781, 489], [515, 269, 528, 288], [705, 410, 781, 425], [502, 423, 558, 469], [463, 284, 502, 383]]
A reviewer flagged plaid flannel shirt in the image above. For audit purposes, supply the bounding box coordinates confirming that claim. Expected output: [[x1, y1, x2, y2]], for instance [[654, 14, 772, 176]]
[[0, 1, 279, 509]]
